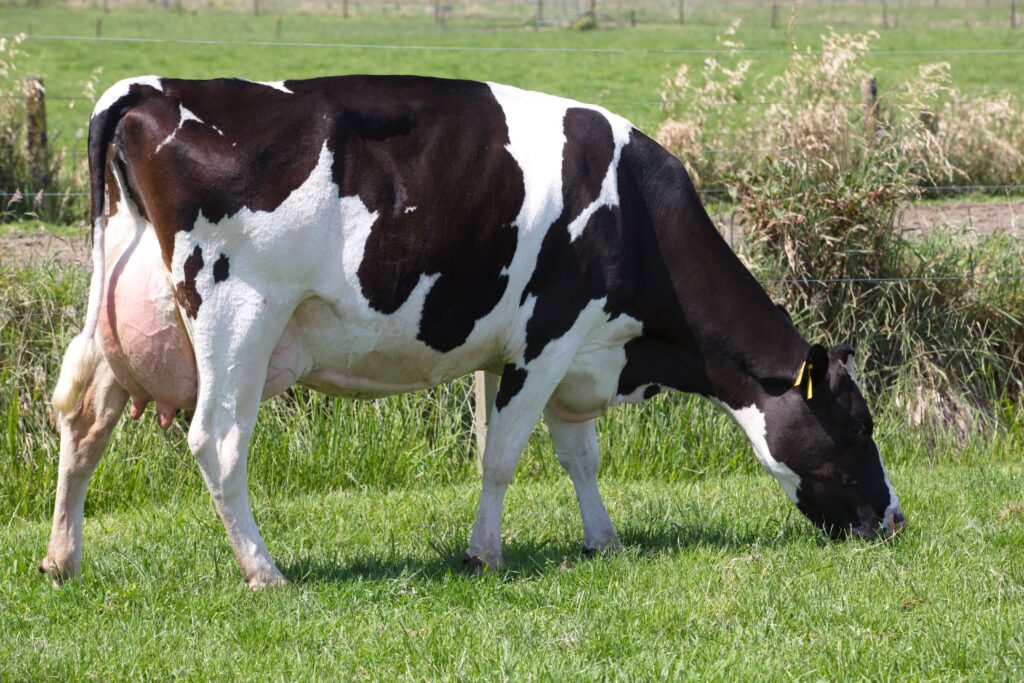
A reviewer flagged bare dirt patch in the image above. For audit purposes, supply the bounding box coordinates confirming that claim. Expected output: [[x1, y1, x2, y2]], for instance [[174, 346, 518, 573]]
[[0, 229, 90, 270], [900, 200, 1024, 240], [711, 199, 1024, 246], [1, 200, 1020, 269]]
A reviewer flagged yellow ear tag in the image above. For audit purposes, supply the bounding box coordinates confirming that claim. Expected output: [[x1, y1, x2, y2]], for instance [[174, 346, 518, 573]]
[[794, 361, 814, 399], [794, 361, 807, 388]]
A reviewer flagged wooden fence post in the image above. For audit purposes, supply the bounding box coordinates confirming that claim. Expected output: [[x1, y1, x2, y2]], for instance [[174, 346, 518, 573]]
[[881, 0, 887, 29], [535, 0, 543, 30], [473, 371, 498, 475], [95, 17, 102, 36], [861, 76, 878, 145], [770, 1, 779, 28], [342, 0, 348, 18], [275, 14, 282, 37], [1013, 0, 1020, 29], [629, 8, 635, 26], [677, 0, 684, 24], [24, 77, 48, 188]]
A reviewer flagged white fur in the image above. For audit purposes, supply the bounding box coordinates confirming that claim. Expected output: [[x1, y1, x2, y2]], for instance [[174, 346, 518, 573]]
[[92, 76, 163, 119], [566, 115, 632, 243], [545, 410, 619, 551], [51, 333, 102, 416], [52, 214, 107, 416], [719, 402, 802, 504], [155, 105, 203, 153], [253, 80, 292, 94], [876, 442, 903, 531], [612, 383, 656, 406]]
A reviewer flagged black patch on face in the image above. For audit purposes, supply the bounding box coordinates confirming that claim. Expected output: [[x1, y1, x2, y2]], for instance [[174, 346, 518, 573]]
[[212, 253, 230, 283], [494, 364, 528, 411], [763, 359, 891, 536], [174, 245, 204, 319], [642, 384, 661, 400], [328, 78, 525, 353]]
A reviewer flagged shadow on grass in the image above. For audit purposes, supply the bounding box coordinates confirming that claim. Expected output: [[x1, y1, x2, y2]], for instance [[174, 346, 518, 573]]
[[282, 516, 804, 585]]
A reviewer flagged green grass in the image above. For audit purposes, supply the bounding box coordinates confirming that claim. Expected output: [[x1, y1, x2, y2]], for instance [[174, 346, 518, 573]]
[[1, 247, 1023, 677], [1, 464, 1023, 679], [3, 4, 1023, 152]]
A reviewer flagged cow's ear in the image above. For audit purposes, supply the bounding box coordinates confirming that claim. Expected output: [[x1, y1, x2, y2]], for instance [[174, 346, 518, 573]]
[[794, 344, 829, 400], [830, 343, 857, 381]]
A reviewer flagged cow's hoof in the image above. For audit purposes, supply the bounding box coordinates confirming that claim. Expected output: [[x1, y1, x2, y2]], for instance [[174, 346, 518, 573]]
[[246, 567, 288, 591], [462, 552, 505, 574], [38, 556, 73, 587], [582, 538, 622, 558]]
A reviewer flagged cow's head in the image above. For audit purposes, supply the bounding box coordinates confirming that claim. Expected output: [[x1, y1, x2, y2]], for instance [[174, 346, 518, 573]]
[[745, 344, 905, 540]]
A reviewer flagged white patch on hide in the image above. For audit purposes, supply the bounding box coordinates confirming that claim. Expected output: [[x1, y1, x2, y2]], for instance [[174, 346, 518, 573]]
[[875, 440, 902, 529], [552, 305, 642, 417], [718, 402, 802, 504], [92, 75, 163, 119], [565, 115, 633, 243], [155, 104, 204, 154], [404, 206, 417, 214], [253, 80, 293, 94], [612, 383, 656, 406]]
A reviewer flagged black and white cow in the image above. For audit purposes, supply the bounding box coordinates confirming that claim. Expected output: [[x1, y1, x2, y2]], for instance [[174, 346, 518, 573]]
[[42, 75, 904, 589]]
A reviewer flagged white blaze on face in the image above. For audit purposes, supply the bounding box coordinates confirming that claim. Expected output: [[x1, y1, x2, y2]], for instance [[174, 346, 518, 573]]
[[876, 441, 903, 530], [720, 402, 802, 504], [92, 75, 163, 119]]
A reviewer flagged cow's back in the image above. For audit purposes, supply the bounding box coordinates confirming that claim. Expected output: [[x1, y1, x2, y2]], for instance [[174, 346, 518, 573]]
[[96, 75, 646, 404]]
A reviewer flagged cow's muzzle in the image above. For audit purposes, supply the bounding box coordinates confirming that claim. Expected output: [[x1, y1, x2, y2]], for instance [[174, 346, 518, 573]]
[[852, 505, 906, 540]]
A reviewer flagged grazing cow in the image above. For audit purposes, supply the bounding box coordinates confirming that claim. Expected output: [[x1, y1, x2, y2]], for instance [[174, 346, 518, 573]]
[[42, 75, 904, 589]]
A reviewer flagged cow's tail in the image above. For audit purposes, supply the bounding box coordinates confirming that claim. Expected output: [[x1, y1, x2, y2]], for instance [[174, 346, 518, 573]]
[[54, 79, 158, 416]]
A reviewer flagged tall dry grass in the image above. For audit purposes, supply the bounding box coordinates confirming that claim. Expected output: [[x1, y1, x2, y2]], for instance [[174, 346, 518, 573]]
[[658, 25, 1024, 433], [657, 26, 1024, 192]]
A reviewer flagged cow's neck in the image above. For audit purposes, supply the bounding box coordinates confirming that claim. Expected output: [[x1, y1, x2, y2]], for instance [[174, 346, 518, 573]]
[[633, 183, 807, 409]]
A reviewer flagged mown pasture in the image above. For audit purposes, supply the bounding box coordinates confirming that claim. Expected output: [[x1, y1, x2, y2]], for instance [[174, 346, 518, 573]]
[[1, 3, 1023, 679]]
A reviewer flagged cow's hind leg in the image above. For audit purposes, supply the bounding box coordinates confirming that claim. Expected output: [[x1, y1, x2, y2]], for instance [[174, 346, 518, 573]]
[[186, 303, 292, 590], [41, 338, 128, 584], [544, 410, 620, 556]]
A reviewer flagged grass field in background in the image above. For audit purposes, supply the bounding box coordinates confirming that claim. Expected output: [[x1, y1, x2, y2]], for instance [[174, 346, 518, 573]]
[[1, 466, 1022, 679], [3, 4, 1023, 150]]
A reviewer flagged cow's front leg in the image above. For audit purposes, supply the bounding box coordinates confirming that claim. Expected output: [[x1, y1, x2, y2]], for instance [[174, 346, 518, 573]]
[[466, 350, 577, 570], [42, 340, 128, 584], [544, 410, 620, 556]]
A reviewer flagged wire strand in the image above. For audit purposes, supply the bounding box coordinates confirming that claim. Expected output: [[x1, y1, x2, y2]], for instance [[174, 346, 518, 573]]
[[6, 32, 1024, 56]]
